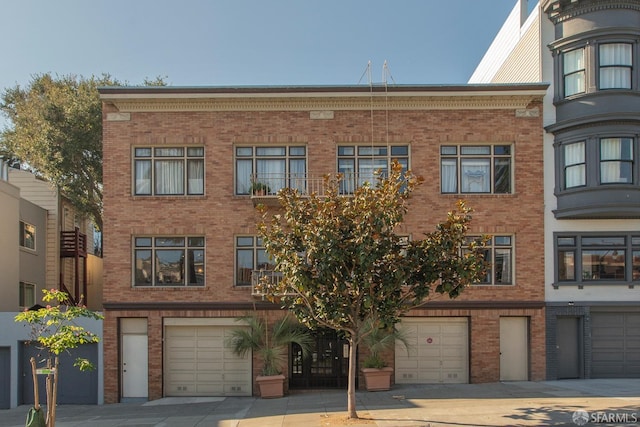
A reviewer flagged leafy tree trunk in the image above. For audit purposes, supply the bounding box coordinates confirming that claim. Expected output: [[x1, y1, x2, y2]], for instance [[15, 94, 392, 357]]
[[347, 336, 358, 419]]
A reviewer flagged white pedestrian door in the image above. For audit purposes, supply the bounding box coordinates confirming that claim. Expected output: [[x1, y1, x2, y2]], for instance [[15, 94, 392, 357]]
[[122, 334, 148, 398], [499, 317, 528, 381]]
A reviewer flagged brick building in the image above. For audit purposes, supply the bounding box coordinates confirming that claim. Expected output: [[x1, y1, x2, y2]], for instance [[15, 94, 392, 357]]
[[100, 83, 547, 403]]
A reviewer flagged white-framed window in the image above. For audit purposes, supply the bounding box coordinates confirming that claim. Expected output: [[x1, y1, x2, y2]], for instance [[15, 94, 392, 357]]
[[235, 236, 274, 286], [467, 235, 513, 285], [337, 145, 409, 193], [133, 236, 205, 286], [563, 141, 586, 189], [563, 48, 586, 97], [235, 146, 306, 195], [19, 281, 36, 308], [557, 234, 640, 284], [134, 147, 204, 196], [600, 137, 634, 184], [440, 145, 512, 194], [19, 221, 36, 250], [599, 43, 632, 90]]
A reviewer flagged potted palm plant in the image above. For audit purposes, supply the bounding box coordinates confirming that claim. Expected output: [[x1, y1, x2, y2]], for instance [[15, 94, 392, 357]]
[[360, 317, 411, 391], [228, 314, 312, 398]]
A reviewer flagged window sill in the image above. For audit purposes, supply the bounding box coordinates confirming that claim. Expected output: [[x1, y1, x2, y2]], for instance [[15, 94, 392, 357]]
[[552, 282, 636, 289], [440, 193, 516, 197], [130, 195, 207, 201], [132, 285, 206, 289], [471, 283, 515, 287]]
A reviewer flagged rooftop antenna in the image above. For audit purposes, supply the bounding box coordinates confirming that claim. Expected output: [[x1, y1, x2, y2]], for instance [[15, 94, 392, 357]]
[[382, 61, 395, 145], [382, 60, 396, 86], [357, 62, 375, 150], [358, 60, 373, 85]]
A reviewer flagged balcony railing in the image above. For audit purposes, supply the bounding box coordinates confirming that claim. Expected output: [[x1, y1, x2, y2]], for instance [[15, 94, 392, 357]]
[[249, 172, 372, 205], [251, 270, 296, 299], [60, 228, 88, 258]]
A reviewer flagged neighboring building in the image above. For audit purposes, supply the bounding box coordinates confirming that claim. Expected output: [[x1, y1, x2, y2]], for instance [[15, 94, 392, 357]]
[[100, 83, 547, 403], [471, 0, 640, 379], [0, 164, 103, 408]]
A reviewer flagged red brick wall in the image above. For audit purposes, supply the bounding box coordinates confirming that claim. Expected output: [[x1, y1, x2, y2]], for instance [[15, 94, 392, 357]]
[[102, 97, 545, 402]]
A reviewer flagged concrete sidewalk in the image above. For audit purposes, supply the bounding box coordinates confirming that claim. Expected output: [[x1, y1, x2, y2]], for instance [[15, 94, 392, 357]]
[[1, 380, 639, 427]]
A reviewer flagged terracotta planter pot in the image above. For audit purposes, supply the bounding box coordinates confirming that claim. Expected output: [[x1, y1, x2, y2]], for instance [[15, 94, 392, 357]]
[[361, 367, 393, 391], [256, 374, 286, 398]]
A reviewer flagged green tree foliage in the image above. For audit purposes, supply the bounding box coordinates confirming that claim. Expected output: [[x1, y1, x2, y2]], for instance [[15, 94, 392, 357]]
[[0, 73, 167, 231], [15, 289, 103, 367], [257, 161, 487, 418], [15, 289, 103, 426]]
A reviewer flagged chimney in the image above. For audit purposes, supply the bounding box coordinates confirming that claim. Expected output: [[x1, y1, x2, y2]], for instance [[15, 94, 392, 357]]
[[520, 0, 529, 26]]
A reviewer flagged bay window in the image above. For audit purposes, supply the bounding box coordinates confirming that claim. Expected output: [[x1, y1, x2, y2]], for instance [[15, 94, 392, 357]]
[[599, 43, 632, 89], [563, 141, 586, 188], [563, 48, 585, 97], [600, 137, 633, 184]]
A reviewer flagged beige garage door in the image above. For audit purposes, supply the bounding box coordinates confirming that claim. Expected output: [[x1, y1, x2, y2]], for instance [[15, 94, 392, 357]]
[[165, 325, 252, 396], [395, 317, 468, 384]]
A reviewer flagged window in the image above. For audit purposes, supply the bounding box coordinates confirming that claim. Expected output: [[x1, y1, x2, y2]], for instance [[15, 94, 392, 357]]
[[235, 236, 274, 286], [634, 237, 640, 282], [599, 43, 632, 89], [556, 234, 640, 284], [563, 141, 586, 188], [134, 236, 205, 286], [440, 145, 512, 194], [337, 145, 409, 193], [19, 282, 35, 308], [563, 48, 585, 97], [600, 137, 633, 184], [19, 221, 36, 250], [235, 146, 306, 195], [134, 147, 204, 196], [467, 235, 513, 285]]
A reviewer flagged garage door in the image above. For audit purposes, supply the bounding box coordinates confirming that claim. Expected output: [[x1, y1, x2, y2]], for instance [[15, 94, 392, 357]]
[[21, 342, 98, 405], [164, 325, 252, 396], [591, 312, 640, 378], [0, 347, 9, 409], [395, 317, 468, 384]]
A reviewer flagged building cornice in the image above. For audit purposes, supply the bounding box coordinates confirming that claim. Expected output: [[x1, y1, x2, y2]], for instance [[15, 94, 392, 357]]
[[543, 0, 640, 24], [105, 95, 545, 113], [102, 300, 546, 311], [100, 85, 547, 113]]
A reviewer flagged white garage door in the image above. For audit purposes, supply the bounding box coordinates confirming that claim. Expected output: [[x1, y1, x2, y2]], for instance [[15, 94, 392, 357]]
[[395, 317, 468, 384], [165, 325, 252, 396]]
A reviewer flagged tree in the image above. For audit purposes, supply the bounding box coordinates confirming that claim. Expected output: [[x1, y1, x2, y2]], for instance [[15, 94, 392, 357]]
[[15, 289, 103, 427], [0, 73, 167, 231], [256, 161, 487, 419]]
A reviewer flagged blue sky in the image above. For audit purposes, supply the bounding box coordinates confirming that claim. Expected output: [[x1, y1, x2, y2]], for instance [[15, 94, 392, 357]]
[[1, 0, 521, 91]]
